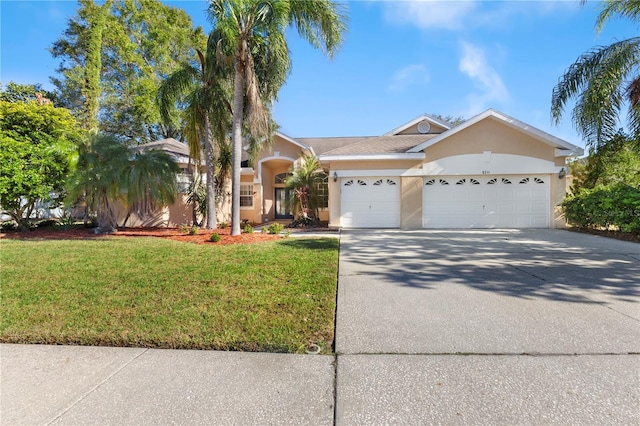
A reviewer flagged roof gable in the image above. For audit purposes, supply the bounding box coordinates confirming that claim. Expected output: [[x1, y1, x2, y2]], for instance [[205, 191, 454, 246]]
[[407, 109, 583, 156], [273, 131, 313, 154], [384, 113, 451, 136]]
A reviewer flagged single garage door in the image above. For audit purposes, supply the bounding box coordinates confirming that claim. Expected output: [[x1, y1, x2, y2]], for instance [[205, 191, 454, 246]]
[[423, 175, 550, 228], [341, 177, 401, 228]]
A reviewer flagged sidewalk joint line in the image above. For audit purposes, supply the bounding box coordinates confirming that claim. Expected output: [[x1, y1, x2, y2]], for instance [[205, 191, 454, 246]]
[[46, 348, 149, 425]]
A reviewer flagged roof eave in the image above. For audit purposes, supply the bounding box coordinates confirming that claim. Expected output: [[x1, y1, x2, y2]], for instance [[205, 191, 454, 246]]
[[319, 153, 426, 161]]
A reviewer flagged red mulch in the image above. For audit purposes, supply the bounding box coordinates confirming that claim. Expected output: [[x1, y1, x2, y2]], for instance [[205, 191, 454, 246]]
[[566, 227, 640, 244], [0, 226, 282, 245]]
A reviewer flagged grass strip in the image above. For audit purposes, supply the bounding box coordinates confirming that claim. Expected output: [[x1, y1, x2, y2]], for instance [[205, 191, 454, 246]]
[[1, 237, 339, 354]]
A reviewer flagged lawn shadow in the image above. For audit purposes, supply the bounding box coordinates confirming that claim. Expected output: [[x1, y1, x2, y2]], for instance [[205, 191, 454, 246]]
[[278, 237, 339, 251]]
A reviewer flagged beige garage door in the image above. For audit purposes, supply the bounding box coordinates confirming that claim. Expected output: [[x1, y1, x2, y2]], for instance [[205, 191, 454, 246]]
[[422, 175, 550, 228]]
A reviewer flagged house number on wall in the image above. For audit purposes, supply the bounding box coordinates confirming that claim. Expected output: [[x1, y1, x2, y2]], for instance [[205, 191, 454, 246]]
[[482, 170, 491, 174]]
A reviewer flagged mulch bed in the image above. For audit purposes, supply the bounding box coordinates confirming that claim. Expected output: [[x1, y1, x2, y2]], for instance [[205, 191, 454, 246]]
[[566, 227, 640, 244], [0, 226, 282, 245]]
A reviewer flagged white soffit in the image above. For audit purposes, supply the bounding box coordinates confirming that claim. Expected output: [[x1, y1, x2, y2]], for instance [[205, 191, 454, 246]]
[[407, 109, 583, 155]]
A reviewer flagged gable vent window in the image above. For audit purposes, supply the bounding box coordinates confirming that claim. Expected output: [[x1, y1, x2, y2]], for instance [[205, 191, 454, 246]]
[[534, 177, 545, 184], [456, 179, 466, 185], [487, 178, 497, 185], [387, 179, 397, 186], [439, 179, 449, 185], [519, 178, 530, 184], [373, 179, 383, 186], [502, 178, 512, 184], [425, 179, 435, 186]]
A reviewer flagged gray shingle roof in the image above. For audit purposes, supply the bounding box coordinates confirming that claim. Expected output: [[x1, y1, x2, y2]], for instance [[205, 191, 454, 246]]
[[297, 137, 372, 155], [137, 138, 190, 157], [319, 134, 436, 156]]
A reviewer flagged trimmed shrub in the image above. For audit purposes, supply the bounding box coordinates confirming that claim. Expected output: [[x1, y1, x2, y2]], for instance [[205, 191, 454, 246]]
[[209, 233, 221, 242], [266, 222, 284, 234], [563, 183, 640, 233]]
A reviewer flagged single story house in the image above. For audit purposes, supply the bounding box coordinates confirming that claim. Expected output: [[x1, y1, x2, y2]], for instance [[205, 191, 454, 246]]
[[132, 108, 583, 229]]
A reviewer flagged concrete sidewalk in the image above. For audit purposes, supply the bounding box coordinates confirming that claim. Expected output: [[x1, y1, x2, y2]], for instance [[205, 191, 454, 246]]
[[1, 345, 334, 425]]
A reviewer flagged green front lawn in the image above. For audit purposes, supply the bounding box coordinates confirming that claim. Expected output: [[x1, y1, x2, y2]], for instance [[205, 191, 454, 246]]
[[0, 237, 339, 353]]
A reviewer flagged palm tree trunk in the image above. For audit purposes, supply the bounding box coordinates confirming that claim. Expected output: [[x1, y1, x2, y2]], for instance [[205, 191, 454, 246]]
[[203, 114, 217, 229], [231, 64, 245, 236]]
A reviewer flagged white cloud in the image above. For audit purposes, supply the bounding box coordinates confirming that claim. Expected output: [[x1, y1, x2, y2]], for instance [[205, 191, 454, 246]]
[[459, 41, 509, 115], [378, 0, 579, 31], [389, 64, 430, 92], [382, 0, 477, 30]]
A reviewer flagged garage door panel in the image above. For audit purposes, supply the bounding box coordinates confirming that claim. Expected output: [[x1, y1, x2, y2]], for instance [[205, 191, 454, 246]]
[[341, 177, 400, 228], [423, 175, 550, 229]]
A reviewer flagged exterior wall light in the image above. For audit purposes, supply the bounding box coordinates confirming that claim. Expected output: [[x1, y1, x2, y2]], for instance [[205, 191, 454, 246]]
[[558, 167, 567, 179], [333, 171, 338, 182]]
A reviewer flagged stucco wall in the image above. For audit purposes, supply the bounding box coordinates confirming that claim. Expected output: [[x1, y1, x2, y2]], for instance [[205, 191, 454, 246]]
[[400, 176, 423, 229], [425, 118, 556, 162], [551, 175, 568, 228]]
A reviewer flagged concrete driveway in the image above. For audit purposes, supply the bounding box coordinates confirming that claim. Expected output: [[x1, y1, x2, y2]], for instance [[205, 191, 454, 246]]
[[336, 229, 639, 424]]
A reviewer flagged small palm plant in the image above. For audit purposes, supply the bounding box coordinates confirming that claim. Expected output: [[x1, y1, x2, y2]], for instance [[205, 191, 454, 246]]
[[285, 154, 327, 223], [66, 134, 179, 233]]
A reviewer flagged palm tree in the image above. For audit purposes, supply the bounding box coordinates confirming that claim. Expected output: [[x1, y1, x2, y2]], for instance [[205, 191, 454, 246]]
[[284, 154, 327, 221], [122, 148, 180, 226], [157, 31, 232, 229], [552, 0, 640, 150], [207, 0, 346, 235], [66, 134, 179, 233]]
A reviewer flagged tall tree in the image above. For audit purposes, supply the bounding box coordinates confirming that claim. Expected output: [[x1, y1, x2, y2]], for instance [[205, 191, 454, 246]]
[[51, 0, 206, 143], [158, 31, 232, 229], [0, 100, 81, 228], [552, 0, 640, 150], [0, 82, 58, 105], [208, 0, 346, 235], [80, 0, 109, 132]]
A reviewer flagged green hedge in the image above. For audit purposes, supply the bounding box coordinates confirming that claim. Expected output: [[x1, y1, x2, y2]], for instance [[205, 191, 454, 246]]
[[563, 183, 640, 233]]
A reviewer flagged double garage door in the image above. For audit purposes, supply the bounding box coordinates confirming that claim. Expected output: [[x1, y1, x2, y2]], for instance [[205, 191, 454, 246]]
[[422, 175, 550, 228], [340, 175, 550, 228]]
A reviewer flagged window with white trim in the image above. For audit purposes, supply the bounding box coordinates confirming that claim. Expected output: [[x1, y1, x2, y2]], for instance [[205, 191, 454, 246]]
[[317, 177, 328, 209], [240, 184, 253, 208]]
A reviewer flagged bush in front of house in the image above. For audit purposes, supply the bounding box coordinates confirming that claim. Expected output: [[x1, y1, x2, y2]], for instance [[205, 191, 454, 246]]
[[266, 222, 284, 234], [563, 183, 640, 233]]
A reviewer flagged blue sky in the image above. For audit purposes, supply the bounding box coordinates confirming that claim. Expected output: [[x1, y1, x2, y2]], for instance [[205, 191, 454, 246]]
[[1, 0, 637, 150]]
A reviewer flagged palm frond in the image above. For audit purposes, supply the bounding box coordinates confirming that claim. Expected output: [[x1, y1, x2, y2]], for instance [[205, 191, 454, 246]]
[[288, 0, 347, 58], [596, 0, 640, 33], [552, 37, 640, 147]]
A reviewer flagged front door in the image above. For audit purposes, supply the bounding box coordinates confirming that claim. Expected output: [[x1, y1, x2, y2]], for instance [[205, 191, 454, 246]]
[[274, 188, 293, 219]]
